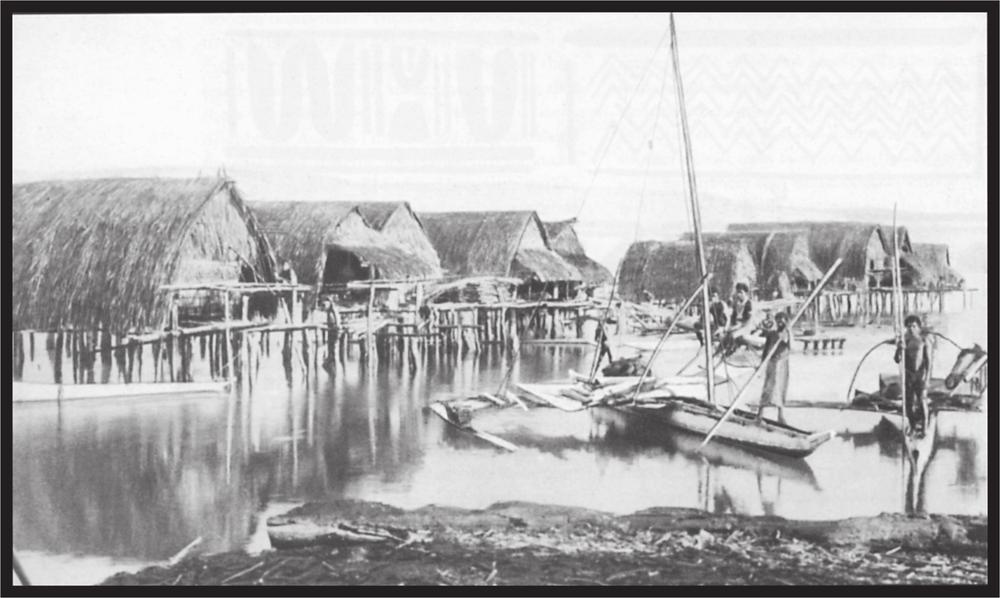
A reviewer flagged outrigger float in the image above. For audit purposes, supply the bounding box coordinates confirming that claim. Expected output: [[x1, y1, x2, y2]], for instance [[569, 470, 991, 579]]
[[13, 380, 230, 403]]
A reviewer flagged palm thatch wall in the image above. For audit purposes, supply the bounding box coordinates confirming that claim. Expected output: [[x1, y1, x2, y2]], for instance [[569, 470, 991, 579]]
[[12, 177, 276, 334], [251, 201, 441, 285], [618, 239, 758, 302], [542, 219, 613, 286], [420, 211, 581, 282], [727, 221, 912, 286]]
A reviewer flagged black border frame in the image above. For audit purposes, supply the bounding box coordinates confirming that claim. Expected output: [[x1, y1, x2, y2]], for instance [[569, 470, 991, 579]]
[[2, 2, 996, 596]]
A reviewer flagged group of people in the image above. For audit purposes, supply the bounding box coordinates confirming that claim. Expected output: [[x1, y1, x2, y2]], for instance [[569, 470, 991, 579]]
[[693, 282, 755, 350]]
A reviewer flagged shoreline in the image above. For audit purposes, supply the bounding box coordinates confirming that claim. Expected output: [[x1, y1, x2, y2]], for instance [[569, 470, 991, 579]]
[[102, 500, 987, 586]]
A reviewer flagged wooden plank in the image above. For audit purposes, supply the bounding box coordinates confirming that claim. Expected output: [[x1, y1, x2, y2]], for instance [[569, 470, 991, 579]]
[[427, 403, 518, 451]]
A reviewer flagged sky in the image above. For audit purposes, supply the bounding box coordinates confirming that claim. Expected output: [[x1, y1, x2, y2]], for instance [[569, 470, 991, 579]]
[[12, 12, 989, 276]]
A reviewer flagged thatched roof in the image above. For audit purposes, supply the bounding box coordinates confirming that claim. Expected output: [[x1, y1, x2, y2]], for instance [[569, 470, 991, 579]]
[[420, 211, 581, 282], [727, 221, 912, 282], [251, 201, 440, 284], [253, 201, 359, 284], [310, 201, 442, 274], [353, 201, 413, 230], [683, 231, 822, 296], [907, 243, 964, 287], [12, 177, 277, 333], [619, 238, 758, 302], [542, 219, 613, 286]]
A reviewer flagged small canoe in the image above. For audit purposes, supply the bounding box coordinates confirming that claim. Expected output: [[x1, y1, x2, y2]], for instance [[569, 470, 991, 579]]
[[13, 381, 230, 403], [612, 397, 835, 459], [427, 402, 518, 452]]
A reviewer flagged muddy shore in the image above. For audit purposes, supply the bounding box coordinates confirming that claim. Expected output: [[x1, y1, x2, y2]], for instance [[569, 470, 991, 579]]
[[102, 500, 987, 586]]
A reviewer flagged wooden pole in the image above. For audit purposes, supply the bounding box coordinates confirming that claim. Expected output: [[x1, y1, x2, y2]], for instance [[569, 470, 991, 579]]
[[669, 12, 716, 407], [892, 212, 909, 441], [366, 277, 376, 366], [13, 550, 30, 586], [224, 289, 234, 384]]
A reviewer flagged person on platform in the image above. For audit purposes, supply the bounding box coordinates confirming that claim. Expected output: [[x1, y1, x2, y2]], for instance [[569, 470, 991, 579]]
[[694, 288, 730, 346]]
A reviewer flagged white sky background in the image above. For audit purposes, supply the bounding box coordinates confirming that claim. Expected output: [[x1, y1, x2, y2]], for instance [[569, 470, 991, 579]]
[[12, 12, 989, 277]]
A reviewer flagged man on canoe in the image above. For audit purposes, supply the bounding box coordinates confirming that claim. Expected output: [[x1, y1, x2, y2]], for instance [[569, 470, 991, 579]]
[[720, 283, 754, 356], [894, 314, 931, 434], [694, 288, 729, 346], [758, 312, 791, 424]]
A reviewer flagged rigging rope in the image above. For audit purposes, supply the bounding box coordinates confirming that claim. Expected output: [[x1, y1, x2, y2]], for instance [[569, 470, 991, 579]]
[[574, 28, 672, 220], [634, 47, 673, 241]]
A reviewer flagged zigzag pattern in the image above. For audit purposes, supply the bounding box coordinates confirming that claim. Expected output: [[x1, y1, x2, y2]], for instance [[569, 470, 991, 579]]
[[574, 53, 980, 169]]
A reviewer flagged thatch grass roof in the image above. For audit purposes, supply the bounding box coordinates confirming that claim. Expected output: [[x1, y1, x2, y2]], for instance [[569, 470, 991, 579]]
[[727, 221, 912, 281], [251, 201, 440, 284], [683, 231, 822, 296], [619, 238, 758, 302], [542, 219, 612, 285], [907, 243, 964, 287], [420, 211, 581, 282], [311, 201, 443, 275], [12, 177, 276, 333], [353, 201, 413, 230], [253, 201, 359, 284]]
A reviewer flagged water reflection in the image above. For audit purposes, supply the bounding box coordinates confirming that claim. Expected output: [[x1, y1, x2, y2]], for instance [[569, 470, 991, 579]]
[[11, 338, 987, 585], [12, 398, 260, 561]]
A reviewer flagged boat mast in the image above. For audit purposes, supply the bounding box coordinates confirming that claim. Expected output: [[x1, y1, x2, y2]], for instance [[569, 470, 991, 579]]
[[669, 13, 716, 406]]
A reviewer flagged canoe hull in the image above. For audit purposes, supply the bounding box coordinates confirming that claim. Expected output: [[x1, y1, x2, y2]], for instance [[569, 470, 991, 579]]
[[612, 398, 834, 459], [13, 381, 230, 403]]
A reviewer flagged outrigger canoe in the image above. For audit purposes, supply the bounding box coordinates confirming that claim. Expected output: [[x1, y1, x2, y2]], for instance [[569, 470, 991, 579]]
[[427, 401, 519, 451], [591, 406, 820, 488], [514, 381, 834, 459], [851, 375, 984, 414], [611, 396, 835, 459], [13, 381, 231, 403]]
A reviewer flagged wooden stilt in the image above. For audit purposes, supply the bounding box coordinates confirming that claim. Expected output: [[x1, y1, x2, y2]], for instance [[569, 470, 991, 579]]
[[14, 331, 25, 381], [223, 289, 233, 384]]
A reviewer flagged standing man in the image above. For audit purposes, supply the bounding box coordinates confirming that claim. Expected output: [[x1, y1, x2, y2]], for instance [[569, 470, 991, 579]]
[[595, 319, 613, 369], [894, 315, 931, 434], [758, 312, 792, 424]]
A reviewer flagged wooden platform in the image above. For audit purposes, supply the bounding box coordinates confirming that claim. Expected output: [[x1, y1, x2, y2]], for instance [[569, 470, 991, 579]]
[[797, 336, 846, 352]]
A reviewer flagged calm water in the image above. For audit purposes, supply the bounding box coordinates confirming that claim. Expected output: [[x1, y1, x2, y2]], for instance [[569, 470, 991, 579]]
[[12, 291, 987, 585]]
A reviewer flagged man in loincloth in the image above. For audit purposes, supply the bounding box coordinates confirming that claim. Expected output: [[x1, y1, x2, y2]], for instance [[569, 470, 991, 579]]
[[894, 314, 931, 434], [758, 312, 792, 424]]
